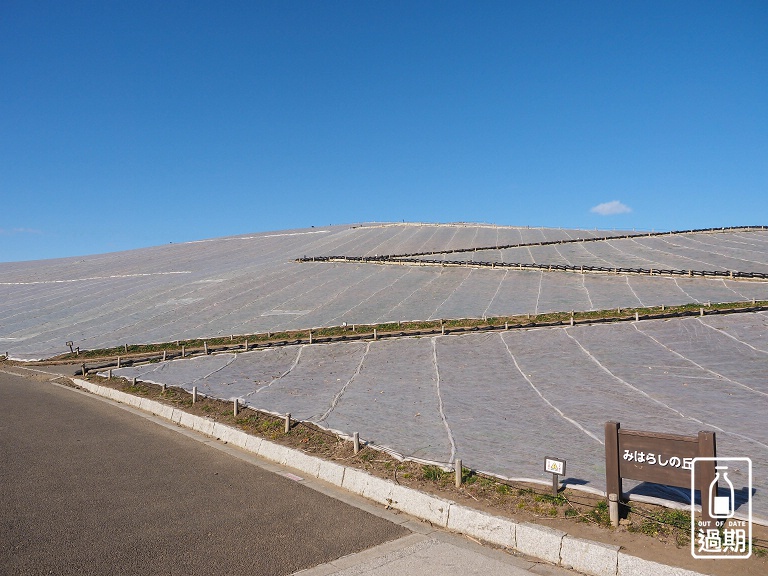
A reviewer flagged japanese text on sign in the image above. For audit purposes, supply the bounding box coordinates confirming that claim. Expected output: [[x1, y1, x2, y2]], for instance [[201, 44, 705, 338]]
[[622, 450, 693, 469]]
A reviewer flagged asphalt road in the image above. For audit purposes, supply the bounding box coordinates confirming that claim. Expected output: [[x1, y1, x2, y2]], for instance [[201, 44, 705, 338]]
[[0, 370, 407, 575]]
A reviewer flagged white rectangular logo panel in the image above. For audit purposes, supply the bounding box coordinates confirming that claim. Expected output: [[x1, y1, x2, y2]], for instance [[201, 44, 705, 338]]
[[691, 457, 752, 560]]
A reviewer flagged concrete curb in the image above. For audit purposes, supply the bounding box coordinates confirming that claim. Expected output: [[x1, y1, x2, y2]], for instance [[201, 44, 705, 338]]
[[72, 379, 708, 576]]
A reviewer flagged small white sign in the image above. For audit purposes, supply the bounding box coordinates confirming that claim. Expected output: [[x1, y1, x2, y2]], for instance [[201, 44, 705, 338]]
[[545, 457, 566, 476]]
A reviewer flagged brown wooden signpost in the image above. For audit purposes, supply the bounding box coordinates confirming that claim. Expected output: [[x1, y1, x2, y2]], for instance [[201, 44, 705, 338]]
[[605, 421, 717, 525]]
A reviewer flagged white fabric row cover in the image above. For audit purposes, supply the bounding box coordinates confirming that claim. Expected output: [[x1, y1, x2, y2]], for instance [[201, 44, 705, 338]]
[[3, 225, 767, 360], [109, 312, 768, 522]]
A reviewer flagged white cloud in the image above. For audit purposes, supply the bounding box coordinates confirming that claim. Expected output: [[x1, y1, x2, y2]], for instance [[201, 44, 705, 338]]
[[590, 200, 632, 216]]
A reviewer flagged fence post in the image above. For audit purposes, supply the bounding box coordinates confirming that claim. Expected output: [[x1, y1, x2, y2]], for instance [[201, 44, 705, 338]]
[[609, 493, 620, 527], [455, 458, 462, 488]]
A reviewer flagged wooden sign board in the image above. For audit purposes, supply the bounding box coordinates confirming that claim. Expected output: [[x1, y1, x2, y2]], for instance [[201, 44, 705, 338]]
[[605, 421, 717, 523]]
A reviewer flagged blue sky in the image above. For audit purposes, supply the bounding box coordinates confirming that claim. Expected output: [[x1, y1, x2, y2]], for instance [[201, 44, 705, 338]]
[[2, 1, 767, 262]]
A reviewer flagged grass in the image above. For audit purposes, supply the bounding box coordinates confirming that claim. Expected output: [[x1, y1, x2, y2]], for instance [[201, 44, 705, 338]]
[[422, 465, 450, 482], [587, 501, 612, 527], [627, 507, 691, 547]]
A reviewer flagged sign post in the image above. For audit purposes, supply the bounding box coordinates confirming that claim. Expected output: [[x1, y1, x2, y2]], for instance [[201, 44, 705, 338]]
[[605, 421, 717, 525], [545, 457, 566, 496]]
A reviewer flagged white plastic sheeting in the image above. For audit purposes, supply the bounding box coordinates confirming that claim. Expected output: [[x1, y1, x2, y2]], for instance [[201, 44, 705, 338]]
[[417, 230, 768, 273], [4, 261, 766, 361], [3, 225, 768, 360], [310, 223, 639, 258], [108, 312, 768, 520]]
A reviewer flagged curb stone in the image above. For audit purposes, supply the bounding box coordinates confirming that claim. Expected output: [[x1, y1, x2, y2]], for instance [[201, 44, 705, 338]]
[[389, 483, 452, 526], [342, 467, 393, 506], [516, 522, 566, 565], [71, 379, 708, 576], [561, 535, 620, 576], [446, 504, 516, 549]]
